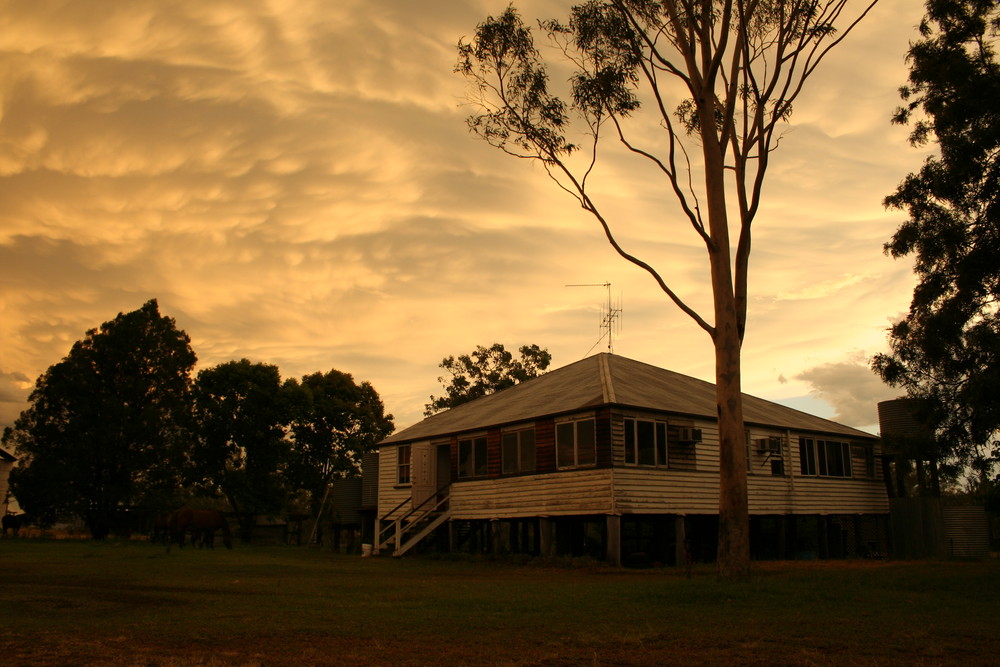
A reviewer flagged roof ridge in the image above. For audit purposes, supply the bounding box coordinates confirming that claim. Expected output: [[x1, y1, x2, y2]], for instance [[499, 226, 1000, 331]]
[[598, 354, 616, 404]]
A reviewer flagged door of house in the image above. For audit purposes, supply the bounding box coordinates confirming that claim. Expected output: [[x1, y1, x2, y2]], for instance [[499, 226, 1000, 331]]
[[410, 441, 434, 510]]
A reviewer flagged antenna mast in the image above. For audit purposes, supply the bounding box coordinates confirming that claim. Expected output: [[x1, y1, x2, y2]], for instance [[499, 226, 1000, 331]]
[[566, 282, 622, 353]]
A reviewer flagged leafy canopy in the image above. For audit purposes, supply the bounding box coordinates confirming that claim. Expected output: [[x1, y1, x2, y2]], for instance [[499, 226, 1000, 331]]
[[425, 343, 552, 416], [192, 359, 292, 529], [2, 302, 399, 537], [284, 369, 394, 513], [873, 0, 1000, 480], [3, 300, 197, 537]]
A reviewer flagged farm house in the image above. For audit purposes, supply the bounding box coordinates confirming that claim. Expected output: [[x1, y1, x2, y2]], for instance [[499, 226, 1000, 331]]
[[372, 354, 888, 565]]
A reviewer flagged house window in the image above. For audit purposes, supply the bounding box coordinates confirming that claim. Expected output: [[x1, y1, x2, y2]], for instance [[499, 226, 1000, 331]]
[[397, 444, 411, 485], [556, 419, 596, 468], [624, 418, 667, 466], [502, 428, 536, 474], [458, 436, 488, 478], [799, 438, 852, 477]]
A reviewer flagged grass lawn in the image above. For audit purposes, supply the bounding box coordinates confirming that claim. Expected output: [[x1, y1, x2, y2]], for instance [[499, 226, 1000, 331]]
[[0, 539, 997, 666]]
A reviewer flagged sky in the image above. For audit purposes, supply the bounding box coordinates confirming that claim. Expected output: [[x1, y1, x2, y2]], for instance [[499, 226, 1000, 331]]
[[0, 0, 929, 436]]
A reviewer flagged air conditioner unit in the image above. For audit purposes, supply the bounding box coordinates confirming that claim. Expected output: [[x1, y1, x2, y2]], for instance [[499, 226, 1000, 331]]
[[675, 427, 702, 444], [756, 437, 783, 456]]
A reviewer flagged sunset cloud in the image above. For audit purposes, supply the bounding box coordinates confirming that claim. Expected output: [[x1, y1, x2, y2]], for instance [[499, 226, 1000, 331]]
[[0, 0, 925, 435], [795, 353, 902, 432]]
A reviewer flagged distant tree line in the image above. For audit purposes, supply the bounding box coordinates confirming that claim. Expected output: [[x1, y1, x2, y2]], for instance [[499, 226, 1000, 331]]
[[0, 300, 394, 540]]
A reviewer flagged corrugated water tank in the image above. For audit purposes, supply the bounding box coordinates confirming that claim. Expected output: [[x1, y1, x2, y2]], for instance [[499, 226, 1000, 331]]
[[943, 506, 991, 559]]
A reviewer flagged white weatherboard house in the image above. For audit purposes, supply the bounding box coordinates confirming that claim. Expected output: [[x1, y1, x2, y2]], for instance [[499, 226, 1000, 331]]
[[374, 354, 888, 565]]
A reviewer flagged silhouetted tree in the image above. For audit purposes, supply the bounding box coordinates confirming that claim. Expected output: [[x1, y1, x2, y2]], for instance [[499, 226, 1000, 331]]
[[285, 369, 394, 514], [425, 343, 551, 415], [192, 359, 291, 540], [873, 0, 1000, 482], [3, 300, 196, 538], [457, 0, 877, 580]]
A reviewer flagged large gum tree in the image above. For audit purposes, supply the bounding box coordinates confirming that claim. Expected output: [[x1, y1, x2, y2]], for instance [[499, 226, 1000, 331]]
[[457, 0, 877, 580]]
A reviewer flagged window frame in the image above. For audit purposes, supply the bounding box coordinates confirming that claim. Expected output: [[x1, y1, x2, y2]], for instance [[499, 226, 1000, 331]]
[[501, 427, 536, 475], [457, 434, 488, 479], [624, 416, 668, 467], [396, 444, 411, 486], [555, 418, 596, 468], [798, 437, 853, 478]]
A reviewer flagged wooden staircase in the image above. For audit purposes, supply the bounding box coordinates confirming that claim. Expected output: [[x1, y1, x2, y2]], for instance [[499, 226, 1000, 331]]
[[377, 484, 450, 557]]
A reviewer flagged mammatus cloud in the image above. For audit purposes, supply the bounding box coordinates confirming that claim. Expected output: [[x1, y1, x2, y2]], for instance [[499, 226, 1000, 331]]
[[795, 353, 901, 431], [0, 0, 925, 434], [776, 273, 876, 301], [0, 369, 32, 433]]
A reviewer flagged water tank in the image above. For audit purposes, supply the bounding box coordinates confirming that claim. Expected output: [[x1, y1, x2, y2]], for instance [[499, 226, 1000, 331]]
[[943, 506, 991, 559], [877, 398, 937, 457]]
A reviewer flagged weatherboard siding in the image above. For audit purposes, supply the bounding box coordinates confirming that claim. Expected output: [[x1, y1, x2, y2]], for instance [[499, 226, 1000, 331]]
[[612, 469, 720, 513], [692, 423, 721, 470], [785, 478, 889, 514], [449, 468, 614, 519], [609, 467, 886, 516], [535, 418, 556, 473], [442, 463, 887, 518], [376, 445, 412, 519]]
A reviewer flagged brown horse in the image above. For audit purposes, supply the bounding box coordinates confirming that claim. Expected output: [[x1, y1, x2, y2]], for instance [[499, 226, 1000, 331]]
[[167, 508, 233, 552], [152, 510, 174, 544]]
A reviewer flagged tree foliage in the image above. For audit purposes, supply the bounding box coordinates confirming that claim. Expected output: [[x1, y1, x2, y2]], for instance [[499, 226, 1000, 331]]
[[425, 343, 552, 416], [3, 303, 398, 539], [285, 369, 394, 513], [192, 360, 292, 538], [3, 300, 196, 538], [457, 0, 876, 579], [873, 0, 1000, 479]]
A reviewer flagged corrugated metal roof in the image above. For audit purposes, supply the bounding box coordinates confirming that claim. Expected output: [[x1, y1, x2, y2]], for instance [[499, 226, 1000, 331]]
[[381, 353, 877, 444]]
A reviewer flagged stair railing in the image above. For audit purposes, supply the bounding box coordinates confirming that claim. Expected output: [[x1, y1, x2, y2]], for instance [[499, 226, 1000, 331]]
[[377, 482, 451, 554]]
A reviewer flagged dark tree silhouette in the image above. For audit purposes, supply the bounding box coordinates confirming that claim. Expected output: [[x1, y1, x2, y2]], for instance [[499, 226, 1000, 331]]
[[285, 369, 394, 514], [425, 343, 551, 415], [4, 300, 196, 538], [873, 0, 1000, 481], [192, 359, 291, 541]]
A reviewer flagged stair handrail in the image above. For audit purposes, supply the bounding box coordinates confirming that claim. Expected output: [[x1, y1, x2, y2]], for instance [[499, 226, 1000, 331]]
[[406, 481, 451, 518], [377, 482, 451, 549], [378, 494, 412, 524], [394, 506, 452, 557]]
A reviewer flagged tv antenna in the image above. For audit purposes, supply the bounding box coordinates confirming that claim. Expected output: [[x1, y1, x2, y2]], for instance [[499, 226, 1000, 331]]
[[566, 282, 622, 354]]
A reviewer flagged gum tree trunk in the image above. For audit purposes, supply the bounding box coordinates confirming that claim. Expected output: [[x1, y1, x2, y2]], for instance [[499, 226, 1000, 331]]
[[702, 97, 751, 581], [714, 319, 750, 580]]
